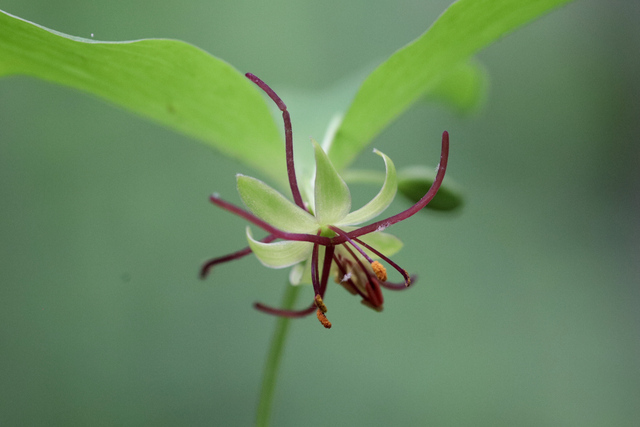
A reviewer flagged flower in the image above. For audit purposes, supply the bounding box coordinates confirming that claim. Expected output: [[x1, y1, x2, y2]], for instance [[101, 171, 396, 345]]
[[201, 73, 450, 329]]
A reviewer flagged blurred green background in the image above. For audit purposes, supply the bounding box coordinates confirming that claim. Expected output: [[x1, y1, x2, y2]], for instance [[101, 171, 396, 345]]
[[1, 1, 638, 426]]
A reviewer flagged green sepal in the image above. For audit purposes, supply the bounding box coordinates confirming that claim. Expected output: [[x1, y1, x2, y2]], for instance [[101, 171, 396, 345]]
[[312, 139, 352, 225], [340, 149, 397, 225], [236, 174, 318, 233]]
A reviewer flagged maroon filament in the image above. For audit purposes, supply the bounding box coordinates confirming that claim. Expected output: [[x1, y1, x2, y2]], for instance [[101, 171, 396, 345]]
[[328, 225, 375, 263], [200, 234, 277, 278], [346, 130, 449, 240], [310, 234, 321, 296], [341, 243, 383, 308], [353, 237, 411, 286], [245, 73, 305, 210], [254, 302, 317, 318], [254, 243, 335, 318], [209, 194, 331, 245]]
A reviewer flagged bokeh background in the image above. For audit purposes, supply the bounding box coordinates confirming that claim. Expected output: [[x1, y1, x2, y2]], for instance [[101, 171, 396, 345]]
[[1, 0, 638, 426]]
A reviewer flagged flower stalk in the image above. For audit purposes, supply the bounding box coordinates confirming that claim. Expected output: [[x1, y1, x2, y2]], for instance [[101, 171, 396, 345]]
[[255, 283, 300, 427]]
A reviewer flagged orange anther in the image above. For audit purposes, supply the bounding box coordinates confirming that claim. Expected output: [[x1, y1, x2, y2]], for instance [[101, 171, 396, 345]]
[[316, 309, 332, 329], [371, 261, 387, 282], [314, 294, 327, 313]]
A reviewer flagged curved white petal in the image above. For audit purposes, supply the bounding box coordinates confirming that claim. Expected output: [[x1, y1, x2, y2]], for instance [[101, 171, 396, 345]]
[[340, 149, 397, 226], [246, 227, 313, 269]]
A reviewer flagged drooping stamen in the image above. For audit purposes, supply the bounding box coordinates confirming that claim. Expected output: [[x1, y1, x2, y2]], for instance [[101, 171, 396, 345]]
[[253, 241, 333, 321], [200, 234, 277, 278], [353, 237, 411, 287], [329, 226, 373, 262], [346, 131, 450, 240], [316, 309, 332, 329], [245, 73, 305, 210], [328, 226, 387, 281], [341, 242, 383, 309]]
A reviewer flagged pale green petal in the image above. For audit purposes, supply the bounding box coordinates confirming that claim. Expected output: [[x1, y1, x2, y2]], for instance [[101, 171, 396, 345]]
[[246, 227, 313, 269], [340, 149, 397, 226], [295, 258, 314, 285], [237, 174, 318, 233], [312, 139, 351, 225]]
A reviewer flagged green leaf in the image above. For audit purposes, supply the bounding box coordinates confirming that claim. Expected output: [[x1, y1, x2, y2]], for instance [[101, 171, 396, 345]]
[[312, 139, 351, 225], [0, 10, 285, 182], [236, 174, 318, 233], [340, 149, 397, 226], [329, 0, 574, 171], [246, 228, 313, 269], [423, 59, 488, 114], [397, 166, 463, 211]]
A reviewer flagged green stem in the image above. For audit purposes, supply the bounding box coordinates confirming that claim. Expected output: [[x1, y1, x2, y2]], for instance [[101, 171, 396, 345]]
[[255, 284, 301, 427]]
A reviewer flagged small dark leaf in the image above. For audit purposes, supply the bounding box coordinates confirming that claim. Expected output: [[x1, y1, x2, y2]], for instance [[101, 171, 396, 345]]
[[397, 166, 463, 212]]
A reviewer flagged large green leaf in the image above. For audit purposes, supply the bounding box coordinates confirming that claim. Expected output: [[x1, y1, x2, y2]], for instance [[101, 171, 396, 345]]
[[423, 59, 488, 114], [0, 10, 285, 182], [329, 0, 574, 171]]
